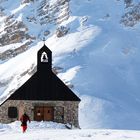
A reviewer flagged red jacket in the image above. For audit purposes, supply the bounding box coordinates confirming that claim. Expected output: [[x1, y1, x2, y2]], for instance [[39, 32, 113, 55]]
[[20, 114, 30, 126]]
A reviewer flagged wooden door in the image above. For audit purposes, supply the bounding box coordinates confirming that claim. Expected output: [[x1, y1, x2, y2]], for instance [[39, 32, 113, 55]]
[[34, 107, 44, 121], [34, 106, 54, 121], [44, 107, 54, 121]]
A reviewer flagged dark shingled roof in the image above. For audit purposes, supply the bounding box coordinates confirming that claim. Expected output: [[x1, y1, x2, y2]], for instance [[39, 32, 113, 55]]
[[8, 45, 81, 101]]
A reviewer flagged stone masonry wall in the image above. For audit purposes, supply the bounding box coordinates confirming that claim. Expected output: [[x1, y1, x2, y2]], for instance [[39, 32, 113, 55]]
[[0, 100, 80, 127]]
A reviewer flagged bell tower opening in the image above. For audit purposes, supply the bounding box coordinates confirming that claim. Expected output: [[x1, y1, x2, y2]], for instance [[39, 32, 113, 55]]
[[37, 44, 52, 72], [41, 52, 48, 63]]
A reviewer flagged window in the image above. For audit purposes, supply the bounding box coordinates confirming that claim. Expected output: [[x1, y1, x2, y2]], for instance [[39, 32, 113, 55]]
[[8, 107, 18, 118], [41, 52, 48, 63]]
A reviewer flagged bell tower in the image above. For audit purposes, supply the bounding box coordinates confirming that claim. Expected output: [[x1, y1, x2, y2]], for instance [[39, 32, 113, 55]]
[[37, 44, 52, 96], [37, 44, 52, 73]]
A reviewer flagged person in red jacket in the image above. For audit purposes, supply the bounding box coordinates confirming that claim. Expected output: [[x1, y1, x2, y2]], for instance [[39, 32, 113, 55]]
[[20, 113, 30, 133]]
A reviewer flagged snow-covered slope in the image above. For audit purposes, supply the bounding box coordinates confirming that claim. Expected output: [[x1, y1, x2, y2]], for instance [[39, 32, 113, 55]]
[[0, 0, 140, 130], [0, 121, 140, 140]]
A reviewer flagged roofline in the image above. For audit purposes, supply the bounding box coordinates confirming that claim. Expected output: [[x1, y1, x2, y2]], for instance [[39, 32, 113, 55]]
[[0, 98, 81, 107], [0, 98, 9, 107]]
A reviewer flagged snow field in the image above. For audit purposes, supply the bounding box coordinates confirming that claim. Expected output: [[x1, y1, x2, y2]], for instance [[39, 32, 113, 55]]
[[0, 121, 140, 140]]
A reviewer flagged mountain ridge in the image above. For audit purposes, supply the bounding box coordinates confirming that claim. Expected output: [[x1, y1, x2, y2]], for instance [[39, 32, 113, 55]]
[[0, 0, 140, 130]]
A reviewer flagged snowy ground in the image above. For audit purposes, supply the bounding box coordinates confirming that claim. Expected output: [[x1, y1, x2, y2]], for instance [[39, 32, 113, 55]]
[[0, 121, 140, 140]]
